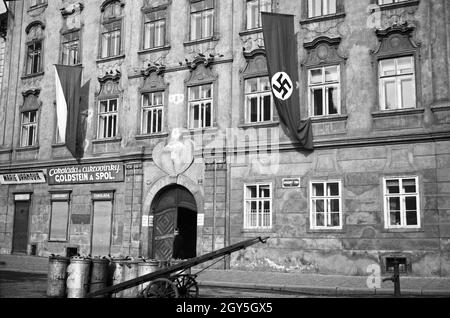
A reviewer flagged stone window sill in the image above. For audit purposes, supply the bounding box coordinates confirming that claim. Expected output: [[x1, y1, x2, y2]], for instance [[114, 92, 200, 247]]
[[310, 114, 348, 123], [184, 36, 219, 47], [28, 3, 48, 12], [377, 0, 420, 11], [372, 107, 424, 118], [239, 28, 263, 37], [96, 54, 126, 64], [241, 228, 273, 234], [238, 121, 280, 129], [188, 127, 218, 135], [0, 148, 12, 154], [21, 72, 44, 80], [138, 45, 171, 55], [135, 132, 169, 140], [16, 145, 40, 152], [51, 143, 66, 148], [307, 228, 345, 234], [431, 102, 450, 113], [300, 12, 346, 25], [91, 137, 122, 144], [381, 227, 424, 233]]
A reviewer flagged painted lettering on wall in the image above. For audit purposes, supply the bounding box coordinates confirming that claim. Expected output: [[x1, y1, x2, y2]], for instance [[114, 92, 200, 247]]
[[0, 171, 46, 184], [47, 163, 124, 185]]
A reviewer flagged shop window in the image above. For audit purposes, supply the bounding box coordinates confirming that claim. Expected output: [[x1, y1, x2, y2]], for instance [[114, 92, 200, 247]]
[[244, 183, 272, 229], [383, 177, 420, 229], [49, 192, 71, 242], [310, 181, 342, 229]]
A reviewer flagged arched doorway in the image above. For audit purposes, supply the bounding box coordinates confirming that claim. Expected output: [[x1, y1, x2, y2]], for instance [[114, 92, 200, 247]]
[[151, 185, 197, 261]]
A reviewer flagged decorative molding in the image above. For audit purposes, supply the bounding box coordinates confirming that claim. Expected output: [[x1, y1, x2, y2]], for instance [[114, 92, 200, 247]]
[[140, 64, 167, 92], [100, 0, 125, 12], [243, 48, 266, 59], [186, 54, 215, 71], [97, 71, 122, 98], [142, 0, 171, 12], [303, 36, 346, 66], [60, 3, 84, 16], [25, 21, 45, 34], [141, 64, 166, 77], [371, 23, 420, 56]]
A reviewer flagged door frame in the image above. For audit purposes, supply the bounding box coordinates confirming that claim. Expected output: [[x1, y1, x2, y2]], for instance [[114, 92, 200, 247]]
[[89, 190, 115, 256], [11, 192, 33, 254]]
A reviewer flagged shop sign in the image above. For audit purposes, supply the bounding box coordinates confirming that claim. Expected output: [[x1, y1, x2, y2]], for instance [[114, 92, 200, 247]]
[[47, 163, 124, 185], [92, 192, 114, 201], [0, 171, 46, 184]]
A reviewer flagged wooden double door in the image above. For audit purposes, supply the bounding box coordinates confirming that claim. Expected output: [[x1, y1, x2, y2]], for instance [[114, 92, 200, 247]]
[[151, 186, 197, 261]]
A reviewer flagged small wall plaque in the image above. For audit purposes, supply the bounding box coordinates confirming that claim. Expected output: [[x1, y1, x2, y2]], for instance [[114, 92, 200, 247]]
[[282, 178, 301, 188]]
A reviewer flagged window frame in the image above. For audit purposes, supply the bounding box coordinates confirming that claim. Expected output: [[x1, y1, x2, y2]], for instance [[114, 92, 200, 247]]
[[25, 40, 43, 75], [378, 56, 416, 110], [61, 30, 81, 66], [244, 76, 274, 123], [309, 180, 343, 230], [97, 98, 119, 139], [99, 1, 124, 59], [308, 64, 341, 117], [142, 8, 167, 50], [189, 0, 215, 41], [243, 183, 273, 230], [307, 0, 337, 18], [187, 83, 214, 130], [245, 0, 272, 30], [29, 0, 45, 9], [383, 176, 421, 229], [141, 91, 165, 135], [20, 110, 38, 147]]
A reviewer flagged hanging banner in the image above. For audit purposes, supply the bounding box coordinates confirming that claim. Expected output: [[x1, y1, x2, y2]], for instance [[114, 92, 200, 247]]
[[47, 163, 124, 185]]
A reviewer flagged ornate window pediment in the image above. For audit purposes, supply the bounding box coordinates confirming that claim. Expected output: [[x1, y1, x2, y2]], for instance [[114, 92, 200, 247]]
[[21, 89, 42, 111], [185, 55, 217, 85], [303, 36, 346, 66], [25, 21, 45, 42], [140, 64, 167, 92], [97, 72, 122, 99], [242, 49, 267, 76], [372, 24, 419, 58]]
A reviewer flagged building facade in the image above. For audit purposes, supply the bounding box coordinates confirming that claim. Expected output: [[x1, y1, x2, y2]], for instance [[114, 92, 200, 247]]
[[0, 0, 449, 277]]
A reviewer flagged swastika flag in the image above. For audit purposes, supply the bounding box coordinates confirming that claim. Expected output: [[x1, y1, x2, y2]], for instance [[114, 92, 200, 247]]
[[261, 12, 313, 150]]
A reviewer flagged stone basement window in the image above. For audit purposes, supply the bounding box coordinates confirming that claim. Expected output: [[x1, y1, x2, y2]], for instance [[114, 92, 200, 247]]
[[385, 256, 411, 274]]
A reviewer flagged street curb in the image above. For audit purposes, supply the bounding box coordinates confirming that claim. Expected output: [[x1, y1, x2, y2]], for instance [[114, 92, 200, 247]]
[[197, 280, 450, 297], [0, 268, 47, 275]]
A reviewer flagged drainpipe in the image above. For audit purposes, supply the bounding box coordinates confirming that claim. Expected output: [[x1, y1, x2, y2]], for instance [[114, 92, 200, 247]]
[[212, 160, 216, 252], [128, 163, 135, 256]]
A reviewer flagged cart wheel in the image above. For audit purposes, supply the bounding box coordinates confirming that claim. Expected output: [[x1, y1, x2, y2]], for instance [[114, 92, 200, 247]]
[[173, 274, 199, 298], [142, 278, 179, 298]]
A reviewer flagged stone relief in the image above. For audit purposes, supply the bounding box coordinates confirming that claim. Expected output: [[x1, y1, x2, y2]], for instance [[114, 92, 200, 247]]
[[241, 34, 265, 55], [60, 2, 84, 30]]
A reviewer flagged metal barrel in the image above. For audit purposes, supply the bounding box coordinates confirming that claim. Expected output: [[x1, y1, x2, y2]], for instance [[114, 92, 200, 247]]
[[108, 258, 127, 298], [121, 260, 140, 298], [89, 258, 110, 298], [137, 259, 161, 293], [66, 257, 91, 298], [46, 255, 70, 298], [170, 259, 191, 276]]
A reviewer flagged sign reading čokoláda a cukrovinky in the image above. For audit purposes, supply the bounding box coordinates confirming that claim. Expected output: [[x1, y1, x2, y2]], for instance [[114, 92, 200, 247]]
[[47, 163, 124, 185]]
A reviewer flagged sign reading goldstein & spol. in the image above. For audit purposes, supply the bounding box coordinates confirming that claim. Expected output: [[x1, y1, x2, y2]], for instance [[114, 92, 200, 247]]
[[47, 163, 124, 185]]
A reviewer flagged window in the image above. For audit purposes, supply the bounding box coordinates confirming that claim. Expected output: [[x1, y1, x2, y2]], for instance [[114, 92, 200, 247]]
[[244, 184, 272, 229], [378, 0, 411, 5], [30, 0, 45, 8], [20, 110, 38, 147], [379, 57, 416, 110], [310, 181, 342, 229], [143, 9, 166, 49], [383, 177, 420, 229], [142, 91, 164, 134], [246, 0, 271, 30], [61, 31, 80, 65], [100, 2, 123, 58], [26, 41, 42, 75], [308, 0, 336, 18], [385, 257, 410, 273], [308, 65, 340, 116], [98, 99, 118, 139], [245, 76, 273, 123], [188, 84, 213, 129], [190, 0, 214, 40], [49, 193, 70, 241]]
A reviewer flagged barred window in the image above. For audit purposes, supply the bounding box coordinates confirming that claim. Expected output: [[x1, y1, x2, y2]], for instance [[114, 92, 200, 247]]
[[310, 181, 342, 229], [245, 76, 273, 123], [188, 84, 213, 129], [20, 110, 38, 147], [244, 184, 272, 229], [98, 99, 118, 139], [384, 177, 420, 228], [142, 91, 164, 134]]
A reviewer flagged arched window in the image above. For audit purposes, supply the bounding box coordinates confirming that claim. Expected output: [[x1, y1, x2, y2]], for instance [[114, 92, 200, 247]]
[[24, 22, 45, 76]]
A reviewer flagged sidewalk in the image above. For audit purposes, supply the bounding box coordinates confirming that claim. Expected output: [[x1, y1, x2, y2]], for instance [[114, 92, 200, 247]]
[[193, 268, 450, 297]]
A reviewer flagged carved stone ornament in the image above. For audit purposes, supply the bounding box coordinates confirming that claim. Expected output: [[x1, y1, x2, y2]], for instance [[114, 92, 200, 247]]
[[152, 128, 195, 176]]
